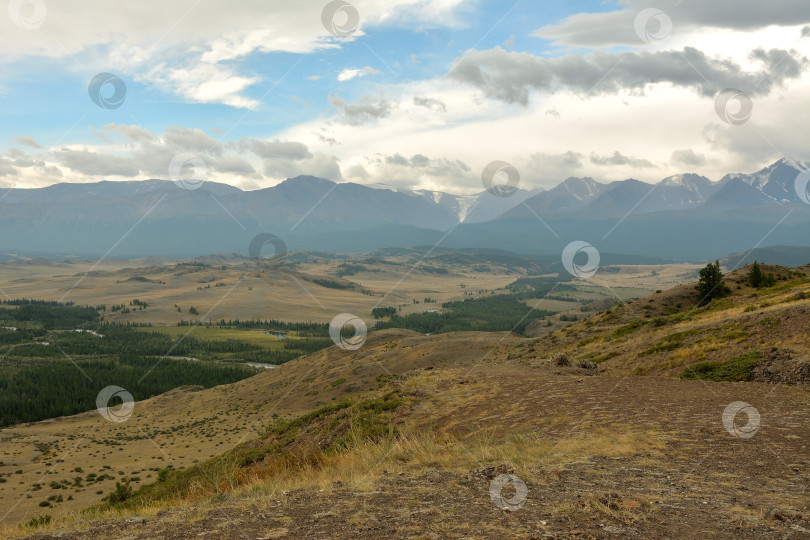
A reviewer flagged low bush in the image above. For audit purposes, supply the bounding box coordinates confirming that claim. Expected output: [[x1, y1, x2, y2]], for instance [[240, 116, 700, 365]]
[[680, 352, 761, 382]]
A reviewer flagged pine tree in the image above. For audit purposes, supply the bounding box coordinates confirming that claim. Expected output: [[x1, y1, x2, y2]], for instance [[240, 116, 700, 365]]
[[696, 260, 728, 306], [748, 261, 764, 287]]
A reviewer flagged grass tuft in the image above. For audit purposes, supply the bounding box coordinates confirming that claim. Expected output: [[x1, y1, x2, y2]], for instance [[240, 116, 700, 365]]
[[679, 352, 761, 382]]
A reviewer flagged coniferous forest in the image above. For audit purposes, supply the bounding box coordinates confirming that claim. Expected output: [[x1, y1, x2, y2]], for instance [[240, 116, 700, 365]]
[[0, 301, 332, 427], [0, 290, 563, 427], [374, 294, 556, 335], [0, 355, 255, 427]]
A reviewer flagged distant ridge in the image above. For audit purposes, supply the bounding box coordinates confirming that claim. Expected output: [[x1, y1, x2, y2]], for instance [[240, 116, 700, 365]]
[[0, 158, 808, 260], [721, 245, 810, 268]]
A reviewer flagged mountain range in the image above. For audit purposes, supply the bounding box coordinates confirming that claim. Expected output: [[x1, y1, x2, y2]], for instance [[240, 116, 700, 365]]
[[0, 158, 808, 261]]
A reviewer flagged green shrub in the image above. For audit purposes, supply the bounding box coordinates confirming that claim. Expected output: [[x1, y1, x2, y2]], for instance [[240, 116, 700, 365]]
[[680, 352, 761, 382], [105, 481, 133, 504], [592, 351, 620, 363], [609, 319, 647, 340], [26, 514, 51, 528], [638, 342, 682, 357]]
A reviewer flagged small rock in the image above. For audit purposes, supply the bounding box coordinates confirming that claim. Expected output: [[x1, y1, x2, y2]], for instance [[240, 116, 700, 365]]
[[766, 508, 786, 521], [550, 352, 570, 366], [257, 528, 289, 540], [578, 358, 597, 370], [466, 464, 514, 480]]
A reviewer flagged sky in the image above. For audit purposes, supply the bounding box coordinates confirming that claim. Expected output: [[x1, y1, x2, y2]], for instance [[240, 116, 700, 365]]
[[0, 0, 808, 194]]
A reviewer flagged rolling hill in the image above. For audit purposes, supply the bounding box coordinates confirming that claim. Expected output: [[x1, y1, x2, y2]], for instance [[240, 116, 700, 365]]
[[3, 262, 809, 538]]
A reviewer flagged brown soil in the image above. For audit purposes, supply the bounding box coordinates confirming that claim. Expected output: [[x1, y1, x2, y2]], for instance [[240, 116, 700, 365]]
[[18, 369, 810, 539], [5, 264, 810, 539]]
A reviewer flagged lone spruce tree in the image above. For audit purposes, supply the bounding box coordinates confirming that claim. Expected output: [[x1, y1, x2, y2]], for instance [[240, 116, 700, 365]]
[[747, 260, 776, 288], [696, 260, 727, 306], [748, 260, 764, 287]]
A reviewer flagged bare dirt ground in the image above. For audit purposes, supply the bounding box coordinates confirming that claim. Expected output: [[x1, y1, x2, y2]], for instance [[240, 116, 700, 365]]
[[2, 264, 806, 538], [16, 368, 810, 539], [0, 330, 525, 527]]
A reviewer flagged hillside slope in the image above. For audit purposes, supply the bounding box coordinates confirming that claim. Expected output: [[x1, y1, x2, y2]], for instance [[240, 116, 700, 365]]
[[524, 263, 810, 382], [3, 264, 810, 539]]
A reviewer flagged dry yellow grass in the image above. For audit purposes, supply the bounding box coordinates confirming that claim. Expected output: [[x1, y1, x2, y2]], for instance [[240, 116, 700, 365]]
[[2, 262, 808, 538], [0, 258, 517, 325], [0, 259, 700, 327]]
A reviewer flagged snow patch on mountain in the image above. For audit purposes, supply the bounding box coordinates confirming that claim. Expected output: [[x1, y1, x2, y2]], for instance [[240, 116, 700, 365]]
[[456, 195, 480, 223]]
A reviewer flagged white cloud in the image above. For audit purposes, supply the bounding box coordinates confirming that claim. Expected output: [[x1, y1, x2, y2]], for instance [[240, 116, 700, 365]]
[[144, 62, 261, 109], [413, 96, 447, 112], [517, 152, 585, 187], [337, 66, 381, 82], [276, 28, 809, 190], [671, 149, 707, 168], [103, 123, 158, 145], [536, 0, 810, 48], [0, 0, 467, 109], [590, 151, 656, 168], [449, 46, 807, 106], [241, 138, 312, 160], [2, 2, 808, 194], [214, 155, 258, 177], [329, 94, 393, 124], [262, 152, 342, 182], [12, 136, 42, 148], [344, 152, 471, 191], [53, 148, 140, 177]]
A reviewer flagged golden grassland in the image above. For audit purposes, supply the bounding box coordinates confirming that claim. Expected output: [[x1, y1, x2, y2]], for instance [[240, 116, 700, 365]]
[[4, 358, 808, 538], [1, 261, 807, 537], [0, 257, 700, 326], [0, 328, 523, 529], [534, 264, 810, 377], [0, 257, 514, 325]]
